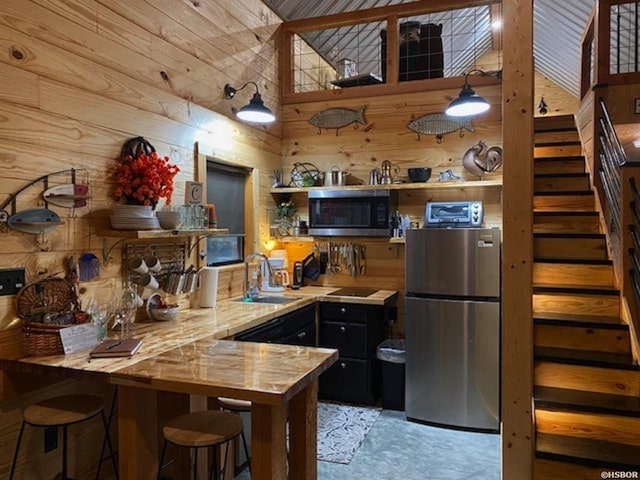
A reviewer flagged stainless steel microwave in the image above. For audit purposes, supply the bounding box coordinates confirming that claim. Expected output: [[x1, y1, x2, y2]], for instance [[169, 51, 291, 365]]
[[308, 189, 396, 236]]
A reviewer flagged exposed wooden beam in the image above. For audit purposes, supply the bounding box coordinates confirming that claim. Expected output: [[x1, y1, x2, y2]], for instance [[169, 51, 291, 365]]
[[281, 0, 500, 33], [501, 0, 534, 478], [490, 3, 502, 50], [282, 75, 500, 104]]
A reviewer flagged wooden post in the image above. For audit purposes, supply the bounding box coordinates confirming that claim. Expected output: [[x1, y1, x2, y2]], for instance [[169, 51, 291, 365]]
[[501, 0, 534, 478], [288, 380, 319, 480]]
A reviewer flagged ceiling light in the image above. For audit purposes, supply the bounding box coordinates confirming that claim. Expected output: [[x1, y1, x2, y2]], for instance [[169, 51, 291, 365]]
[[224, 82, 275, 124], [445, 70, 495, 117]]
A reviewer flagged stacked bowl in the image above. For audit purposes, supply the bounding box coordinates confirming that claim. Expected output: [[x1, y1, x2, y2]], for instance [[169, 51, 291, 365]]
[[110, 205, 159, 230]]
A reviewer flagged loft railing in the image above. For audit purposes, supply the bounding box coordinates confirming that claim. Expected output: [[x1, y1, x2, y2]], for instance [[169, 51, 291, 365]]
[[581, 0, 640, 98], [279, 0, 502, 104]]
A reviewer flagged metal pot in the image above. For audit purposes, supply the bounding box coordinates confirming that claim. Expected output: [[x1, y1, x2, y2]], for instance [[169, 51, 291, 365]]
[[323, 166, 350, 186]]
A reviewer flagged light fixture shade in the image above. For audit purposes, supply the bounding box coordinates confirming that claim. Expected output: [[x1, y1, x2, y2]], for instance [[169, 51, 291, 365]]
[[236, 93, 276, 124], [224, 82, 276, 124], [445, 84, 490, 117]]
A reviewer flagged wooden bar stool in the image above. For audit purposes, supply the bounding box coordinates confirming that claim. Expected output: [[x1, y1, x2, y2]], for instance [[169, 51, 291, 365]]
[[216, 397, 252, 475], [158, 410, 243, 480], [9, 394, 118, 480]]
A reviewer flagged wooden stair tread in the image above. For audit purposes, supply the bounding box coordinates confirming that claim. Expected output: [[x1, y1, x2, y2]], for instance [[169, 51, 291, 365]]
[[534, 173, 589, 178], [533, 284, 619, 295], [534, 232, 605, 239], [533, 258, 612, 265], [534, 114, 576, 130], [536, 433, 640, 469], [533, 211, 599, 217], [534, 346, 639, 370], [534, 386, 640, 417], [534, 190, 593, 196], [535, 141, 581, 147], [533, 312, 626, 328], [534, 156, 586, 162]]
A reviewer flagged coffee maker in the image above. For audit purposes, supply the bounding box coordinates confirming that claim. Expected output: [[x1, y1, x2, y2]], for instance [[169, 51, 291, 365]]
[[260, 258, 289, 292], [292, 261, 304, 289]]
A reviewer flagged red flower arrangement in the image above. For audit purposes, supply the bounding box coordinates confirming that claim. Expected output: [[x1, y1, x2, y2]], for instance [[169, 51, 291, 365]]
[[113, 151, 180, 206]]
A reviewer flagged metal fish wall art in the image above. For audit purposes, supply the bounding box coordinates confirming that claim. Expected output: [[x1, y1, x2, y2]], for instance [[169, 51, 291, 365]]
[[407, 113, 474, 143], [308, 106, 367, 135]]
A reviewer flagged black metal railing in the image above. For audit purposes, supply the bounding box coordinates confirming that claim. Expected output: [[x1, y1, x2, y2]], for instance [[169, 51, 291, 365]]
[[610, 2, 640, 75], [629, 179, 640, 308], [598, 98, 625, 259]]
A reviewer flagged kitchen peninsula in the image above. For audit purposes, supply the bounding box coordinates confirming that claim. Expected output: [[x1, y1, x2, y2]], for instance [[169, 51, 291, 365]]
[[0, 287, 397, 479]]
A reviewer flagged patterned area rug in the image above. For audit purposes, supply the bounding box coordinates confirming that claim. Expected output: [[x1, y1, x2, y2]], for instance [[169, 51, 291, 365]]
[[317, 402, 382, 464]]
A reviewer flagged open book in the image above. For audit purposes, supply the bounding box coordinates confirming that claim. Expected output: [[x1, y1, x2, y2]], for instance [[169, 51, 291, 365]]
[[90, 338, 142, 358]]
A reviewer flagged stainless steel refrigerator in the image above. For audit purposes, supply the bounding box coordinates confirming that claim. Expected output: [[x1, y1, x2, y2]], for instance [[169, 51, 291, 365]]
[[405, 228, 501, 432]]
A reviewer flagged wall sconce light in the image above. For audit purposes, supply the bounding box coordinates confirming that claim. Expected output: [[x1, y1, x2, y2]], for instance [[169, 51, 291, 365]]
[[538, 97, 548, 115], [445, 69, 497, 117], [224, 82, 275, 124]]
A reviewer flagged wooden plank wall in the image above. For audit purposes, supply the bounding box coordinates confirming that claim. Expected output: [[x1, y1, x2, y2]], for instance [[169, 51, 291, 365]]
[[0, 0, 286, 478], [278, 83, 504, 335], [278, 71, 577, 336]]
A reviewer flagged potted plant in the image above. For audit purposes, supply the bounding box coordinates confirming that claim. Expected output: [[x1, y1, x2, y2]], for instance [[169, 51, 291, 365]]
[[113, 137, 180, 208]]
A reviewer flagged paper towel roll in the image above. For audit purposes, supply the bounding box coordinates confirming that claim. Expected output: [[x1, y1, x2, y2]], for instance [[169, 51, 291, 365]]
[[199, 267, 219, 308]]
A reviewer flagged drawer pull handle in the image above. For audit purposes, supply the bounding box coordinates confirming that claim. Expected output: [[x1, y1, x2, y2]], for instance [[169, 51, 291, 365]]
[[340, 307, 346, 314], [340, 362, 346, 369], [340, 326, 346, 333]]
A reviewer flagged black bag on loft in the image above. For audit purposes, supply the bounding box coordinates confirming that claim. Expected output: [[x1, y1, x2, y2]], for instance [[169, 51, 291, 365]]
[[380, 22, 444, 82]]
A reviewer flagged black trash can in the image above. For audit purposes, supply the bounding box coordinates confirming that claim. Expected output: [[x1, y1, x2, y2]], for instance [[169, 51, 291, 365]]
[[376, 339, 406, 411]]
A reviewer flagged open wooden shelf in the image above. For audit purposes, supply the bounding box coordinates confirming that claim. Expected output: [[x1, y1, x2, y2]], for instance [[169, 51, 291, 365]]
[[100, 228, 230, 263], [270, 178, 502, 194], [99, 228, 229, 239]]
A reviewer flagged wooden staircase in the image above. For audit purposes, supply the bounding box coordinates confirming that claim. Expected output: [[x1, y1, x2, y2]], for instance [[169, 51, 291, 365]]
[[532, 115, 640, 478]]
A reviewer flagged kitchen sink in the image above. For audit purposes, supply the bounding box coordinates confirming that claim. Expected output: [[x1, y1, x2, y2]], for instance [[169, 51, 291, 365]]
[[234, 295, 300, 305]]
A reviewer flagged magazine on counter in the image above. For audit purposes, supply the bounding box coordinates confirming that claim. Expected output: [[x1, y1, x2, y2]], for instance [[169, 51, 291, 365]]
[[89, 338, 142, 358]]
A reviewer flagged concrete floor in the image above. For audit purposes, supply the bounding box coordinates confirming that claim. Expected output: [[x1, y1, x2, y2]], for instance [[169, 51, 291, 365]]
[[236, 409, 501, 480]]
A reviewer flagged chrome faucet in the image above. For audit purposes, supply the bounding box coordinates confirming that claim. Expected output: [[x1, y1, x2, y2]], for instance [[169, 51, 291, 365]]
[[244, 252, 274, 299]]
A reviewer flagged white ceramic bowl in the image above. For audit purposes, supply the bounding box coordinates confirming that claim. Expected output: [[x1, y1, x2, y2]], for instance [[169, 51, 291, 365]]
[[156, 211, 183, 230], [149, 306, 179, 321], [146, 293, 179, 321]]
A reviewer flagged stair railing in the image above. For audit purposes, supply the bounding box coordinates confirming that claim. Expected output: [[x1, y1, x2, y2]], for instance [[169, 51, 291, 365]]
[[627, 179, 640, 327], [598, 98, 624, 262], [598, 98, 640, 347]]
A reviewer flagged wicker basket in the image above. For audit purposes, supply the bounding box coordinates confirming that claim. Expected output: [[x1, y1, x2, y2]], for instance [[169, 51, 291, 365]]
[[16, 277, 86, 356]]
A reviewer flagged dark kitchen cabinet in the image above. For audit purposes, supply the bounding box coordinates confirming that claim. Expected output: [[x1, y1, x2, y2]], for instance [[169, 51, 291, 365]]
[[234, 304, 316, 347], [318, 302, 386, 405]]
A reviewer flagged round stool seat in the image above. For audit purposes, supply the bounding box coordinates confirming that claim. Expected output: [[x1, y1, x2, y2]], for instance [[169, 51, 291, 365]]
[[24, 394, 104, 427], [217, 397, 251, 412], [163, 411, 243, 448]]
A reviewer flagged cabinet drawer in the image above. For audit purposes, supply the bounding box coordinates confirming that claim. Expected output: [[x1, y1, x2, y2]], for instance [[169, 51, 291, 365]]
[[280, 304, 316, 337], [320, 303, 367, 322], [282, 323, 316, 347], [319, 321, 367, 358], [234, 318, 285, 343], [320, 357, 367, 399]]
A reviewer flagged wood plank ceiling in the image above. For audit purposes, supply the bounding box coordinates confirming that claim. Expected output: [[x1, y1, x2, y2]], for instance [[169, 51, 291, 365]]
[[264, 0, 596, 97]]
